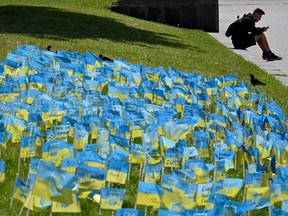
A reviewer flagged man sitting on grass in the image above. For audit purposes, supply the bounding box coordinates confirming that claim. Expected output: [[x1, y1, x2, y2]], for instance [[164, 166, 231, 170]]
[[225, 8, 282, 61]]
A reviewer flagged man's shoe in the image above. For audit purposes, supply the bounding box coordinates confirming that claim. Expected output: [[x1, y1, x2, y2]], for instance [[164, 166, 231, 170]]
[[262, 53, 282, 61]]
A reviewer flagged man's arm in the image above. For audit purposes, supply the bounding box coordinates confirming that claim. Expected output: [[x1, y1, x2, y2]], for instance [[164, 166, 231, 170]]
[[262, 26, 269, 31], [252, 26, 265, 35]]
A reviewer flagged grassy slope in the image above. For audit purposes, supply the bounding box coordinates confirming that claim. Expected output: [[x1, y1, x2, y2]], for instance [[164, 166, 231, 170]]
[[0, 0, 287, 215]]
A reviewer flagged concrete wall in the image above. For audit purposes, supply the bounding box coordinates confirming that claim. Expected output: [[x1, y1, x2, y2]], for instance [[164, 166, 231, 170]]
[[111, 0, 219, 32]]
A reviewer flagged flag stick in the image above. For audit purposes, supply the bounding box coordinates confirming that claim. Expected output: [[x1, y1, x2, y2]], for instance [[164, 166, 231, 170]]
[[90, 123, 93, 144], [105, 155, 110, 188], [127, 163, 131, 181], [140, 135, 145, 180], [25, 159, 42, 216], [139, 163, 143, 181], [134, 181, 140, 209], [242, 151, 247, 203], [17, 133, 22, 176], [181, 156, 186, 170], [160, 157, 164, 183], [269, 179, 272, 216], [17, 157, 35, 214], [141, 152, 147, 182], [242, 150, 246, 181], [130, 121, 134, 145], [10, 175, 18, 209], [18, 203, 25, 216], [209, 137, 214, 165], [234, 151, 237, 171], [213, 159, 218, 183]]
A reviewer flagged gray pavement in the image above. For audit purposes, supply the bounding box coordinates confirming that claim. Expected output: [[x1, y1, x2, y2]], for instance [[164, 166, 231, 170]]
[[209, 0, 288, 86]]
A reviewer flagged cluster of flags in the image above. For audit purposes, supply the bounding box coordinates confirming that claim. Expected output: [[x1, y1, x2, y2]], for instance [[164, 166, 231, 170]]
[[0, 45, 288, 215]]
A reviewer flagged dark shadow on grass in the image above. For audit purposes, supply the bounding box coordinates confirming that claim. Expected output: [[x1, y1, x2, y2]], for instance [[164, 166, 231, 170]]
[[0, 5, 199, 50]]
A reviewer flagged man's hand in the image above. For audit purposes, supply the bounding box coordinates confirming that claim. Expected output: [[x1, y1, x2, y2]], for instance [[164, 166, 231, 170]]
[[263, 26, 269, 31]]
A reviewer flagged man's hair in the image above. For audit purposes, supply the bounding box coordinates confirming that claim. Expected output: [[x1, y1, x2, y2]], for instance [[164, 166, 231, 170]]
[[253, 8, 265, 15]]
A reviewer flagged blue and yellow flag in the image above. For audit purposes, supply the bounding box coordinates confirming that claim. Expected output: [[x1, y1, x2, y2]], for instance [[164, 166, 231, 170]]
[[4, 52, 29, 76], [232, 122, 248, 143], [226, 134, 242, 152], [144, 163, 163, 183], [73, 123, 89, 150], [109, 134, 129, 151], [76, 151, 106, 168], [245, 187, 270, 210], [83, 143, 96, 152], [221, 200, 248, 216], [25, 195, 51, 210], [215, 100, 229, 117], [2, 115, 27, 143], [205, 80, 218, 96], [0, 130, 10, 151], [192, 109, 206, 128], [182, 146, 198, 163], [29, 158, 40, 175], [100, 187, 125, 210], [270, 180, 283, 205], [215, 124, 226, 142], [196, 92, 210, 106], [106, 150, 130, 184], [85, 51, 102, 71], [146, 149, 162, 164], [51, 195, 81, 213], [129, 144, 146, 164], [161, 173, 187, 195], [54, 124, 70, 141], [42, 140, 74, 166], [221, 178, 243, 198], [213, 150, 235, 166], [0, 161, 5, 183], [136, 181, 162, 209], [108, 82, 129, 102], [160, 135, 176, 151], [196, 182, 213, 207], [184, 159, 212, 183], [272, 207, 288, 216], [215, 160, 227, 181], [164, 148, 181, 168], [61, 158, 78, 174], [20, 136, 37, 158], [13, 177, 30, 203], [245, 172, 263, 188], [28, 74, 46, 90], [116, 208, 144, 216], [184, 209, 216, 216], [194, 131, 209, 158], [154, 109, 177, 126], [97, 141, 111, 158], [76, 162, 106, 191], [153, 88, 166, 106], [32, 160, 79, 204], [220, 74, 237, 87], [209, 113, 227, 128], [160, 188, 183, 212]]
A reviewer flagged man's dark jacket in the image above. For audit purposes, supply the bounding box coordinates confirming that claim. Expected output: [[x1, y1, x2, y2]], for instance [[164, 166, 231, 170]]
[[226, 13, 264, 39]]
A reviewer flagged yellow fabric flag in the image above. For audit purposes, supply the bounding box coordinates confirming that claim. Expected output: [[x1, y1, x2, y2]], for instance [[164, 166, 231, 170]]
[[51, 195, 81, 213]]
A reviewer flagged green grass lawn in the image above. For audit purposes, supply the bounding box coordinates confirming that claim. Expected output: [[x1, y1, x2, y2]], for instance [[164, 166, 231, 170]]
[[0, 0, 287, 215]]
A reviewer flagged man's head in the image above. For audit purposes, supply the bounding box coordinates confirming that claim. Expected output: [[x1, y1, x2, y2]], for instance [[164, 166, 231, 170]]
[[252, 8, 265, 22]]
